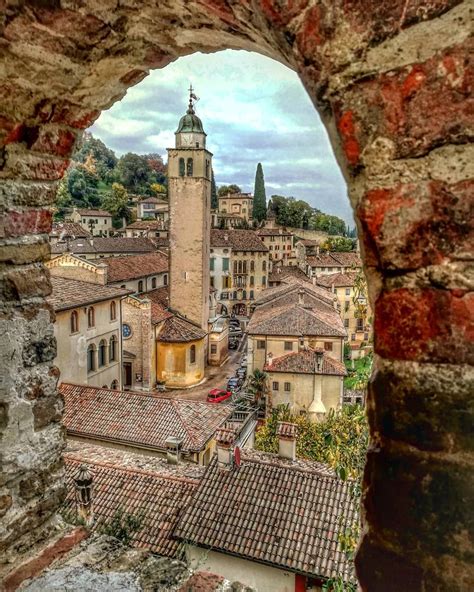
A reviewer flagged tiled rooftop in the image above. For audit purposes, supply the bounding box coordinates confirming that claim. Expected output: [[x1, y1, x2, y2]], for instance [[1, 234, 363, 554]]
[[61, 383, 232, 454], [257, 228, 293, 237], [105, 251, 169, 283], [265, 349, 347, 376], [268, 265, 311, 284], [47, 276, 131, 311], [126, 220, 166, 230], [174, 451, 357, 580], [157, 315, 207, 342], [50, 222, 92, 238], [51, 237, 156, 256], [64, 455, 199, 557], [255, 281, 335, 307], [210, 229, 268, 252], [306, 252, 362, 269], [316, 272, 359, 288], [75, 208, 111, 216]]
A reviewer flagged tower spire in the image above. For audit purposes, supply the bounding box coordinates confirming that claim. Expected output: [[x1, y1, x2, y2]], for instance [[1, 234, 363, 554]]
[[187, 84, 195, 114]]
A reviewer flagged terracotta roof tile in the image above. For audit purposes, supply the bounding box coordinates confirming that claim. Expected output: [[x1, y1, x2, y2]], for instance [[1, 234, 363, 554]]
[[255, 281, 334, 307], [277, 422, 298, 439], [126, 220, 166, 230], [268, 266, 310, 284], [265, 349, 347, 376], [51, 237, 156, 256], [64, 455, 198, 557], [60, 383, 232, 454], [138, 196, 169, 204], [174, 452, 357, 580], [47, 276, 131, 311], [75, 208, 111, 216], [257, 228, 293, 237], [316, 272, 359, 288], [307, 252, 362, 269], [157, 315, 206, 342], [105, 251, 169, 283], [210, 229, 268, 252], [51, 222, 92, 239]]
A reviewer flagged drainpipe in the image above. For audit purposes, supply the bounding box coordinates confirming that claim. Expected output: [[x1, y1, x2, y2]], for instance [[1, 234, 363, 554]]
[[119, 298, 124, 390]]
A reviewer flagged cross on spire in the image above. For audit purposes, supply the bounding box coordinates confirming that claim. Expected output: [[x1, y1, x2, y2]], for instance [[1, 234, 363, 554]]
[[187, 84, 199, 114]]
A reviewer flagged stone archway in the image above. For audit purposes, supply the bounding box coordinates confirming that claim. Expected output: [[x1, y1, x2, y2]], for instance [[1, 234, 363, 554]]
[[1, 2, 472, 589]]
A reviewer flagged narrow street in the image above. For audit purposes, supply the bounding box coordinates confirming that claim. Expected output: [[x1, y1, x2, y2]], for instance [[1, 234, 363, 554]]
[[171, 336, 247, 401]]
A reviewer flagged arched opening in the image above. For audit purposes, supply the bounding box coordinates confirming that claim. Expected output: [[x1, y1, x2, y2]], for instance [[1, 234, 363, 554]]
[[1, 4, 470, 589], [186, 157, 193, 176], [87, 344, 97, 373], [111, 380, 119, 390], [70, 310, 78, 333], [109, 335, 117, 362], [110, 300, 117, 321], [87, 307, 95, 328], [189, 344, 196, 365], [98, 339, 107, 367]]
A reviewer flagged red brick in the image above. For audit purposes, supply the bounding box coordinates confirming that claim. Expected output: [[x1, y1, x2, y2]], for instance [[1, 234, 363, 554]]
[[1, 266, 52, 301], [2, 527, 89, 592], [374, 287, 474, 363], [337, 110, 361, 166], [4, 209, 52, 237], [357, 180, 474, 269], [31, 128, 77, 157], [338, 44, 473, 158], [2, 151, 69, 181]]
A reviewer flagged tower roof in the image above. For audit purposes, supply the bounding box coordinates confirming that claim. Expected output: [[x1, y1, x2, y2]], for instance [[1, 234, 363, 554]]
[[175, 85, 206, 135]]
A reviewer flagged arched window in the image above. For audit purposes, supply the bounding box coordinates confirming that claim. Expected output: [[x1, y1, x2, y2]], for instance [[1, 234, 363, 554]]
[[111, 380, 119, 390], [164, 274, 168, 286], [250, 260, 255, 272], [205, 160, 210, 179], [70, 311, 78, 333], [87, 344, 96, 373], [87, 307, 95, 328], [179, 157, 185, 177], [186, 158, 193, 176], [190, 344, 196, 364], [262, 260, 267, 272], [243, 260, 247, 274], [250, 290, 254, 300], [151, 277, 156, 289], [109, 335, 117, 362], [98, 339, 107, 367], [250, 276, 254, 286], [138, 280, 144, 293], [110, 301, 116, 321], [242, 290, 247, 300]]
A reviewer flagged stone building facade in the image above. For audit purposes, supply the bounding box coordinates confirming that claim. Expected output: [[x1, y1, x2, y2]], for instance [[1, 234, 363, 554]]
[[1, 3, 472, 590], [71, 208, 113, 237], [217, 192, 253, 222]]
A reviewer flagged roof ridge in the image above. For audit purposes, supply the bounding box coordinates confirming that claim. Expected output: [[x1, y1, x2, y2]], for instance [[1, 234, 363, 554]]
[[241, 454, 342, 480], [64, 453, 200, 486]]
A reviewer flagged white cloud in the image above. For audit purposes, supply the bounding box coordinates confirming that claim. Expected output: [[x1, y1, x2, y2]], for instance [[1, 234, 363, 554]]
[[89, 50, 353, 224]]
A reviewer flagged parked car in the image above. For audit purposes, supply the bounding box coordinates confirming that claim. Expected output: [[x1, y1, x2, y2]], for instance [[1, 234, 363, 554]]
[[227, 377, 242, 392], [229, 327, 243, 337], [236, 367, 246, 380], [229, 319, 241, 328], [207, 388, 232, 403], [228, 337, 239, 350], [240, 355, 247, 367]]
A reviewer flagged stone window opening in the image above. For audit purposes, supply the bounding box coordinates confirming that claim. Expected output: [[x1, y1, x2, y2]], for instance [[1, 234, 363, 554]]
[[109, 335, 117, 362], [87, 344, 97, 373], [187, 158, 193, 176], [98, 340, 107, 367], [111, 380, 119, 390], [190, 344, 196, 364], [70, 311, 79, 333], [179, 157, 185, 176], [138, 280, 144, 293], [87, 307, 95, 328], [110, 301, 117, 321], [151, 277, 157, 289], [2, 6, 471, 589]]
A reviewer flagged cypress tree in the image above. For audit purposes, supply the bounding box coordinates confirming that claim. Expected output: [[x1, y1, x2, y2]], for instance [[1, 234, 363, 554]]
[[211, 168, 218, 210], [253, 163, 267, 223]]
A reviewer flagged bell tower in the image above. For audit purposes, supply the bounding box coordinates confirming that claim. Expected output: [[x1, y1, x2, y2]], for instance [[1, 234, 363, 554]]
[[167, 87, 212, 330]]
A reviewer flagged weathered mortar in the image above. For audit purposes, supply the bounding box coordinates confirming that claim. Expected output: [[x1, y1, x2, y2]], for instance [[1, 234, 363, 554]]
[[0, 1, 472, 588]]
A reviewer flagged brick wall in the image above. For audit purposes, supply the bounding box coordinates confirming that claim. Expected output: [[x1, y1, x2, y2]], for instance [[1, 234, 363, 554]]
[[0, 1, 472, 588]]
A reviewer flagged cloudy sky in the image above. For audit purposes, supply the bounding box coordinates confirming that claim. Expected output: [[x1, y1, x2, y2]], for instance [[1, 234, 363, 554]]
[[90, 50, 352, 223]]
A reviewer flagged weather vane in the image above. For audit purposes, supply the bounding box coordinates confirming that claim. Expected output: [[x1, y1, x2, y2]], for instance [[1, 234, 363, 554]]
[[187, 83, 199, 113]]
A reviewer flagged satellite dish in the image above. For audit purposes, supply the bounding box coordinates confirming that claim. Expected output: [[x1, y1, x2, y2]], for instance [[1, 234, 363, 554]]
[[234, 446, 241, 468]]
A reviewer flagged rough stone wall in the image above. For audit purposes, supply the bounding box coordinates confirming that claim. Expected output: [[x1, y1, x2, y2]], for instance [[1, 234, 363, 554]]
[[0, 1, 472, 588]]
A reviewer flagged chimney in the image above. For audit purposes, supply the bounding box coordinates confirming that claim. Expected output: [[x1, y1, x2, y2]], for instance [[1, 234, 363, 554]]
[[224, 233, 229, 242], [266, 352, 273, 367], [312, 276, 316, 285], [165, 436, 183, 464], [215, 428, 236, 471], [277, 422, 298, 461], [298, 288, 305, 305], [316, 246, 320, 255], [74, 464, 94, 526]]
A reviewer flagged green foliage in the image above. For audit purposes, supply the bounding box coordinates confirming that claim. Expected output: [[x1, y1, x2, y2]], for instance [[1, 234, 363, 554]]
[[344, 354, 373, 391], [247, 369, 268, 407], [74, 132, 117, 182], [54, 177, 73, 220], [323, 577, 357, 592], [310, 212, 346, 235], [252, 163, 267, 222], [102, 183, 132, 227], [269, 194, 346, 235], [321, 236, 356, 252], [67, 166, 100, 207], [255, 404, 368, 480], [100, 507, 143, 546], [116, 153, 153, 193], [218, 183, 241, 196], [211, 168, 218, 209]]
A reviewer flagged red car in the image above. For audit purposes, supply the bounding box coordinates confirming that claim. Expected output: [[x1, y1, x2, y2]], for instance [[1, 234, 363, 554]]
[[207, 388, 232, 403]]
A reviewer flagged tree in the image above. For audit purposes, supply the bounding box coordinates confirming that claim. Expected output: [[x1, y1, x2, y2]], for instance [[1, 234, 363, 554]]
[[310, 212, 346, 236], [54, 176, 73, 220], [252, 163, 267, 222], [211, 168, 218, 210], [102, 183, 132, 227], [67, 165, 100, 207], [321, 236, 356, 252], [248, 369, 269, 413], [117, 153, 152, 193], [218, 183, 241, 197], [74, 132, 117, 182]]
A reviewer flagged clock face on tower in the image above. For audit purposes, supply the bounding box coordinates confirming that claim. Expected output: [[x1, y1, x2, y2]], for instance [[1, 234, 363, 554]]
[[181, 134, 193, 146]]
